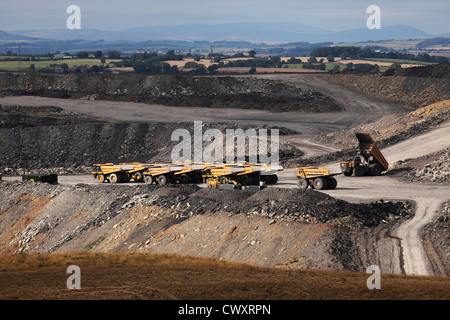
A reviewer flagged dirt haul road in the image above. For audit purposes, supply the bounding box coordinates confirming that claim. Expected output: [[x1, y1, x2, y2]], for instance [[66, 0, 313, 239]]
[[276, 122, 450, 276]]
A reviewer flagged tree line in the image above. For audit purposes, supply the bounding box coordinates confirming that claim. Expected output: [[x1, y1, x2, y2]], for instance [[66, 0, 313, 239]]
[[310, 46, 449, 63]]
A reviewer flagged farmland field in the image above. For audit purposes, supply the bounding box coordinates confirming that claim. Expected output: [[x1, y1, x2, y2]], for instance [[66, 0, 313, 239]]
[[0, 252, 448, 300], [0, 58, 122, 71]]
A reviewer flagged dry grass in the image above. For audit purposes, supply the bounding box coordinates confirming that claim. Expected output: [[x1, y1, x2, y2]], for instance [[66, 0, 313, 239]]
[[0, 252, 448, 300]]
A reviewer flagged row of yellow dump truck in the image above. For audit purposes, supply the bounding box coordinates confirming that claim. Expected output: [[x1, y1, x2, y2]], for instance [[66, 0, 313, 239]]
[[91, 133, 387, 191], [92, 161, 283, 189]]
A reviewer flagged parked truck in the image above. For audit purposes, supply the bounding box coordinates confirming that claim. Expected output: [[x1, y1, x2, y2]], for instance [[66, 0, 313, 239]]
[[340, 133, 388, 177], [206, 165, 264, 192], [296, 166, 340, 190]]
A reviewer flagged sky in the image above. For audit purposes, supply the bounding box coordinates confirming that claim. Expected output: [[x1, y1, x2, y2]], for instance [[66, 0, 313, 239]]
[[1, 0, 449, 35]]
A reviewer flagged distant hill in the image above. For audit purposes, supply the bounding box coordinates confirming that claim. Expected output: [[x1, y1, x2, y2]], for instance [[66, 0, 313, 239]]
[[329, 25, 432, 43], [8, 22, 440, 43], [0, 30, 37, 41]]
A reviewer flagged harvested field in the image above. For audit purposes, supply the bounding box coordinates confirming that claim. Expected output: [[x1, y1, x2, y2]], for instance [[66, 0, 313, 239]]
[[0, 252, 448, 300]]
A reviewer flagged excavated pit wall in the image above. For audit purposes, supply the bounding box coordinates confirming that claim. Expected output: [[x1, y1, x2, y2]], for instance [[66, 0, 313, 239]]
[[0, 180, 413, 272], [0, 72, 341, 112]]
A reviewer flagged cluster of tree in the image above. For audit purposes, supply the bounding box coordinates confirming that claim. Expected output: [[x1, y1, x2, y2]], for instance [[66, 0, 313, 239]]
[[342, 63, 380, 73], [35, 63, 107, 74], [310, 46, 449, 63], [76, 50, 121, 59], [223, 56, 284, 68], [126, 50, 182, 74], [416, 37, 450, 49]]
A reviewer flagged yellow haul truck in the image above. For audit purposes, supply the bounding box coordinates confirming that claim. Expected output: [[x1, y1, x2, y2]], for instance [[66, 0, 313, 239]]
[[206, 165, 264, 191], [296, 166, 340, 190], [340, 133, 389, 176], [141, 163, 183, 185], [92, 163, 136, 183]]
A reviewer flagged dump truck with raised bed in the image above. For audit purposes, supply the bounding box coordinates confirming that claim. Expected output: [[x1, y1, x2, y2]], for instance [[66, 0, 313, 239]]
[[296, 166, 340, 190], [340, 132, 388, 176]]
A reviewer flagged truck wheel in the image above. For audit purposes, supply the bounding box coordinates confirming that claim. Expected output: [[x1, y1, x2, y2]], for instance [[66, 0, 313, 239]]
[[144, 175, 153, 184], [270, 175, 278, 184], [369, 163, 382, 176], [179, 174, 191, 184], [96, 174, 105, 183], [157, 175, 168, 185], [240, 175, 251, 186], [109, 173, 120, 183], [313, 178, 328, 190], [354, 165, 365, 176], [343, 169, 353, 176], [327, 177, 337, 189], [297, 179, 308, 189], [134, 172, 144, 182], [122, 173, 131, 183]]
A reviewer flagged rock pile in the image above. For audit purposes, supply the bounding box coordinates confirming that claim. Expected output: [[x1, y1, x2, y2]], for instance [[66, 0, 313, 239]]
[[390, 148, 450, 185], [325, 63, 450, 106]]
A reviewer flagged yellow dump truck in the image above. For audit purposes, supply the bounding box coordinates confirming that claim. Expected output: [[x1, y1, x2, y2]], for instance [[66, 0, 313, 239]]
[[296, 166, 340, 190], [92, 163, 135, 183], [340, 133, 389, 176], [206, 164, 264, 191]]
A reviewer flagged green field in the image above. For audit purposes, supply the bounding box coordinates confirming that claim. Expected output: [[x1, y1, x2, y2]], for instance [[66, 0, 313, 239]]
[[0, 58, 122, 71]]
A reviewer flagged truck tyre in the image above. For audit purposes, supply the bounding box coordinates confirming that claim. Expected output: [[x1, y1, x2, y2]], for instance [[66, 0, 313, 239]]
[[313, 177, 328, 190], [96, 174, 106, 183], [297, 179, 308, 189], [122, 173, 131, 183], [157, 175, 168, 185], [327, 177, 337, 189], [369, 163, 382, 176], [240, 175, 251, 186], [109, 173, 120, 183], [179, 174, 191, 184], [134, 172, 144, 182], [354, 165, 365, 176], [144, 175, 153, 184], [343, 169, 353, 176], [270, 175, 278, 184]]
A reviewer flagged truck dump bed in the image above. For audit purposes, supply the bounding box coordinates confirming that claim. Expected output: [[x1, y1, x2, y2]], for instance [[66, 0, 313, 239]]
[[355, 133, 389, 170]]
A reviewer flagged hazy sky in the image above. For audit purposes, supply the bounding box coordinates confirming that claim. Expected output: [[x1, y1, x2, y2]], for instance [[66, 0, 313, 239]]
[[1, 0, 449, 34]]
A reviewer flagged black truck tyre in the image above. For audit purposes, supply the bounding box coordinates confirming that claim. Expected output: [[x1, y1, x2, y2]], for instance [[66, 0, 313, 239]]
[[134, 172, 144, 182], [369, 163, 383, 176], [157, 175, 168, 185], [298, 179, 308, 189], [327, 177, 337, 189], [313, 177, 328, 190], [109, 173, 120, 183], [144, 175, 154, 184], [354, 165, 365, 176]]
